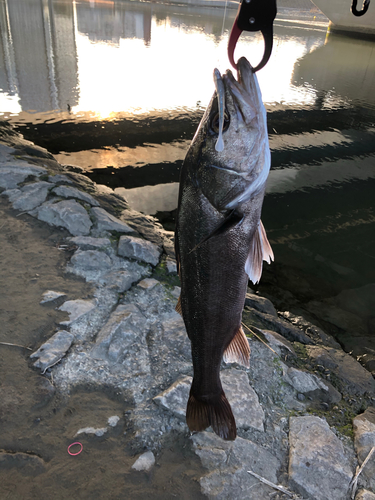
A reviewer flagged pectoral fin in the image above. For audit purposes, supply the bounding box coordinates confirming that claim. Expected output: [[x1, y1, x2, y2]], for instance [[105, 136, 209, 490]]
[[245, 220, 274, 284], [223, 325, 250, 368]]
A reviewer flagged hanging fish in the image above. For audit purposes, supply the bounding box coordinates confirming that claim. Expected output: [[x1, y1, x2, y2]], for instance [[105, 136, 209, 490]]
[[175, 57, 273, 440]]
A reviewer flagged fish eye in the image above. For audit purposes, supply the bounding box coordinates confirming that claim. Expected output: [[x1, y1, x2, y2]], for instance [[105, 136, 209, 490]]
[[211, 112, 230, 134]]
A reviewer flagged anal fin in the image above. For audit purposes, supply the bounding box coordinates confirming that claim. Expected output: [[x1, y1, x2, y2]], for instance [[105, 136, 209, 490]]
[[245, 220, 274, 285], [223, 326, 250, 368]]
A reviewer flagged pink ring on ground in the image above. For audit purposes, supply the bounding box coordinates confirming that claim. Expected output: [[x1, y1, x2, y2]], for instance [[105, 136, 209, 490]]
[[68, 442, 83, 456]]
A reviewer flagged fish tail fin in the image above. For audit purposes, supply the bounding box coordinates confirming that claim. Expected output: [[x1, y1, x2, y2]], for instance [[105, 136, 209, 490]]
[[186, 390, 236, 441]]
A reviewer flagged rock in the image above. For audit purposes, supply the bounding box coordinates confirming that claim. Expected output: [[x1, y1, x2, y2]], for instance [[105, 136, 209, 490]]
[[40, 290, 67, 304], [48, 174, 74, 184], [245, 292, 278, 317], [53, 185, 100, 206], [30, 330, 74, 372], [221, 369, 265, 432], [121, 209, 165, 246], [154, 369, 265, 432], [243, 307, 313, 345], [306, 346, 375, 396], [58, 299, 97, 326], [93, 303, 150, 378], [137, 278, 160, 290], [335, 284, 375, 320], [259, 329, 296, 355], [166, 258, 177, 274], [353, 407, 375, 490], [280, 310, 341, 348], [356, 490, 375, 500], [4, 181, 52, 211], [288, 416, 353, 500], [192, 432, 281, 499], [307, 300, 369, 336], [118, 235, 162, 266], [69, 236, 112, 252], [31, 199, 92, 236], [0, 450, 45, 475], [163, 237, 176, 259], [70, 250, 112, 271], [0, 164, 47, 189], [75, 427, 108, 437], [98, 270, 140, 293], [91, 206, 133, 234], [283, 366, 342, 403], [108, 415, 120, 427], [153, 376, 191, 418], [131, 451, 155, 471]]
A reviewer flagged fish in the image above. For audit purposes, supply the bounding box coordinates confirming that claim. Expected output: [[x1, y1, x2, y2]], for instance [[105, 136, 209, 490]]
[[174, 56, 273, 441]]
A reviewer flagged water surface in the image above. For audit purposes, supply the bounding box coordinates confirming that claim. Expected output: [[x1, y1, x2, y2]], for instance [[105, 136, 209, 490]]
[[1, 0, 375, 341]]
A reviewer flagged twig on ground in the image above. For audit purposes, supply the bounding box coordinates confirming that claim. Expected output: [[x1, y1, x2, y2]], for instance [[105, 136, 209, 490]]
[[0, 341, 32, 351], [247, 470, 294, 498], [349, 446, 375, 499], [242, 322, 278, 356]]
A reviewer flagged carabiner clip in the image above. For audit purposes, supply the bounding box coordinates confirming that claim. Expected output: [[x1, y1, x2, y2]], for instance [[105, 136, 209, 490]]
[[351, 0, 370, 16], [228, 0, 277, 71]]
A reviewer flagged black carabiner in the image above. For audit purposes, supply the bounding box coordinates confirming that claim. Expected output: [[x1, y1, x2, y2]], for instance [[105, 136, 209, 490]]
[[228, 0, 277, 71], [351, 0, 370, 16]]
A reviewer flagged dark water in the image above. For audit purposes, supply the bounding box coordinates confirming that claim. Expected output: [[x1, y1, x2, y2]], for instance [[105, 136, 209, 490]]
[[1, 0, 375, 343]]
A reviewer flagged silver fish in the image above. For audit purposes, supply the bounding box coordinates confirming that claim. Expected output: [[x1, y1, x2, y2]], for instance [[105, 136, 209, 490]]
[[175, 57, 273, 440]]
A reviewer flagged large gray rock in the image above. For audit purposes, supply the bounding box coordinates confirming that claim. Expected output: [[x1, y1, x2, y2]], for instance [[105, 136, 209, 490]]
[[93, 303, 150, 380], [70, 250, 112, 271], [30, 330, 74, 373], [58, 299, 97, 326], [118, 235, 162, 266], [283, 366, 342, 403], [220, 369, 265, 432], [69, 236, 112, 252], [153, 376, 191, 418], [353, 407, 375, 490], [3, 181, 52, 211], [192, 432, 281, 499], [0, 164, 47, 189], [53, 185, 100, 206], [32, 199, 92, 236], [245, 292, 278, 317], [153, 369, 265, 432], [306, 346, 375, 396], [289, 416, 353, 500], [91, 206, 133, 233]]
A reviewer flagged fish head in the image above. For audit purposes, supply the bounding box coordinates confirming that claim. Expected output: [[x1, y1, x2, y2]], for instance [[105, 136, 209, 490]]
[[192, 57, 270, 211]]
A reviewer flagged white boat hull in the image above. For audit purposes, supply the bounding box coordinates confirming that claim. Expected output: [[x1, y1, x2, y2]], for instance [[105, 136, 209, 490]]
[[312, 0, 375, 35]]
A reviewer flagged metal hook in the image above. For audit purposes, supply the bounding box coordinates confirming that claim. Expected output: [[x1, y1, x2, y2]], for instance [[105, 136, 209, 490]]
[[351, 0, 370, 16], [228, 0, 277, 71]]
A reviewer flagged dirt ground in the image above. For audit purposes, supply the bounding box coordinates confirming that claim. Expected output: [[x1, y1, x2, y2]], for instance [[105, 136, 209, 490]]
[[0, 196, 205, 500]]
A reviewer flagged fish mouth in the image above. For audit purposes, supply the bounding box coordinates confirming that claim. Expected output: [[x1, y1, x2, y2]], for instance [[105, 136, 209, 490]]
[[219, 57, 261, 125]]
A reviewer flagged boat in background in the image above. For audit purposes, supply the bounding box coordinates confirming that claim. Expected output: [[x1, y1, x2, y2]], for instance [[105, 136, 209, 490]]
[[312, 0, 375, 36]]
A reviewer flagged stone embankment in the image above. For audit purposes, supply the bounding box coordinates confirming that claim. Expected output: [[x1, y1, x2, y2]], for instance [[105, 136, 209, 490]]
[[1, 124, 375, 500]]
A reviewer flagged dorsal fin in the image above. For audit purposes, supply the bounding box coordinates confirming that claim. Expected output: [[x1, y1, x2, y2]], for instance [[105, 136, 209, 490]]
[[223, 326, 250, 368], [245, 220, 274, 284]]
